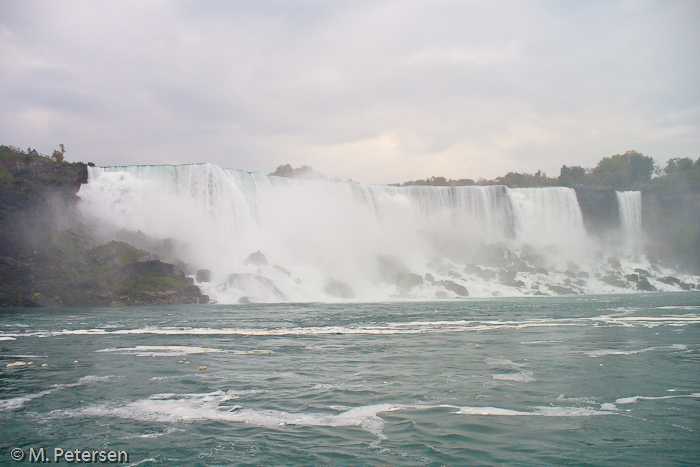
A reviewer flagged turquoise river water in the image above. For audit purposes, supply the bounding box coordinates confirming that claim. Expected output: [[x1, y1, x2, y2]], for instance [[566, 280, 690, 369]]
[[1, 293, 699, 466]]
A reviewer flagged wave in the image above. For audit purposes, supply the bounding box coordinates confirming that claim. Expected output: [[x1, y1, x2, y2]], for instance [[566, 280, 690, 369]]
[[0, 375, 114, 412], [3, 313, 698, 342], [586, 344, 688, 358], [54, 390, 616, 440], [95, 346, 272, 357]]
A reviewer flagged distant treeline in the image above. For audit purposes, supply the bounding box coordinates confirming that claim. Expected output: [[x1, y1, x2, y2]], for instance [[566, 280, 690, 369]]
[[395, 151, 700, 193]]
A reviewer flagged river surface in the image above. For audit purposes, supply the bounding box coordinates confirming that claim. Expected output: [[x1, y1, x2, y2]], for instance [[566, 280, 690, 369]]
[[1, 293, 699, 466]]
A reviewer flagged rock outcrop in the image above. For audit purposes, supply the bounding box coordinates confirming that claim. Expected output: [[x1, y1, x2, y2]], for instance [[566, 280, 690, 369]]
[[324, 279, 356, 299], [0, 147, 208, 307], [573, 186, 620, 236]]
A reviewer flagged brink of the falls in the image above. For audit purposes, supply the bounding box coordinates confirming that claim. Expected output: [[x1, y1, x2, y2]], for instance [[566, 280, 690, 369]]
[[76, 164, 700, 303]]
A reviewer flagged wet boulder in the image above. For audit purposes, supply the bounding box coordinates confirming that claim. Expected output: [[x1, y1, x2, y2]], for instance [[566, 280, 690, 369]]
[[601, 274, 626, 288], [509, 258, 530, 273], [376, 256, 423, 292], [519, 244, 547, 268], [244, 251, 268, 266], [324, 279, 355, 299], [637, 277, 656, 291], [499, 270, 525, 287], [476, 244, 510, 267], [659, 276, 681, 286], [437, 280, 469, 297], [463, 264, 481, 274], [397, 273, 423, 292], [476, 268, 498, 280], [548, 285, 576, 295], [196, 269, 212, 282]]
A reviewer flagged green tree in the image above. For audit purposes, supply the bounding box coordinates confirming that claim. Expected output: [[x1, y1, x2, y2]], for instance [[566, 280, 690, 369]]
[[558, 165, 588, 187], [51, 150, 64, 163], [591, 150, 655, 190], [664, 157, 694, 174]]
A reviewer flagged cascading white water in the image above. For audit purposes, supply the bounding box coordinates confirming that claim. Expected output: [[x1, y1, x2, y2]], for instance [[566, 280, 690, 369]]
[[508, 187, 586, 249], [77, 164, 663, 302], [616, 190, 643, 254], [616, 191, 642, 233]]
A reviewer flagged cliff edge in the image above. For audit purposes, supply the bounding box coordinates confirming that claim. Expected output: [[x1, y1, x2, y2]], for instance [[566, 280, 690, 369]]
[[0, 146, 208, 307]]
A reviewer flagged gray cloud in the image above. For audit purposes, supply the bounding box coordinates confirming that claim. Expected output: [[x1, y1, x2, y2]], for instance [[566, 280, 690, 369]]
[[1, 0, 698, 183]]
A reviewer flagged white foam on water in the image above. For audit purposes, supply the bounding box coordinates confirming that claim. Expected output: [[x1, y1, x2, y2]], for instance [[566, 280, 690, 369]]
[[485, 357, 525, 367], [123, 427, 185, 440], [453, 406, 529, 416], [586, 344, 688, 357], [615, 393, 700, 405], [0, 375, 114, 412], [2, 354, 46, 358], [93, 346, 261, 357], [556, 395, 597, 404], [587, 314, 700, 328], [609, 307, 640, 313], [0, 395, 34, 411], [0, 337, 16, 341], [520, 340, 564, 344], [492, 371, 535, 383], [452, 405, 611, 417], [97, 345, 221, 355], [304, 344, 355, 351], [52, 388, 624, 443], [485, 357, 534, 383], [126, 457, 159, 467], [533, 406, 613, 417], [10, 313, 700, 342], [62, 390, 411, 439]]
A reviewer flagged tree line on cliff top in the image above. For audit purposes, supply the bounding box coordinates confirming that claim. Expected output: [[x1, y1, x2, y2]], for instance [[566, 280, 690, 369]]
[[396, 150, 700, 193]]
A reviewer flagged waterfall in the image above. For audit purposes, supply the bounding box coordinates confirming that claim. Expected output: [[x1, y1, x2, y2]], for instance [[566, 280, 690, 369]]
[[616, 190, 642, 254], [507, 187, 586, 249], [616, 191, 642, 233], [77, 164, 650, 302]]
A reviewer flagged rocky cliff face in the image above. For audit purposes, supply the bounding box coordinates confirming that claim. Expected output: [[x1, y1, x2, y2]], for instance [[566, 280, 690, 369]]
[[642, 188, 700, 273], [0, 147, 208, 307], [573, 186, 620, 236], [0, 149, 87, 217]]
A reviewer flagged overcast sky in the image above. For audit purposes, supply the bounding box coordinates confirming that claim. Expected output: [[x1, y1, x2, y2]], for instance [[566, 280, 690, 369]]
[[1, 0, 698, 184]]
